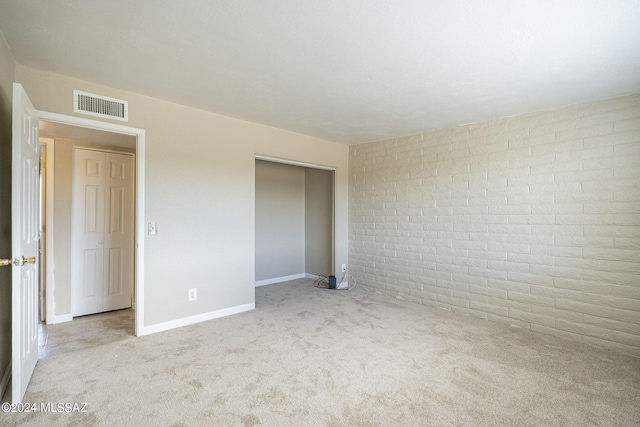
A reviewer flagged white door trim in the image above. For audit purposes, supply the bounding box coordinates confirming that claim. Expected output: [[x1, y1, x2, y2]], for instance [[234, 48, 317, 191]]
[[37, 111, 146, 337], [39, 138, 55, 324], [255, 154, 336, 171], [41, 137, 73, 324]]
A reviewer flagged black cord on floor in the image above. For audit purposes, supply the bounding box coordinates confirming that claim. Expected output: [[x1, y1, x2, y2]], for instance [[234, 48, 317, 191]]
[[312, 272, 349, 290], [313, 275, 330, 289]]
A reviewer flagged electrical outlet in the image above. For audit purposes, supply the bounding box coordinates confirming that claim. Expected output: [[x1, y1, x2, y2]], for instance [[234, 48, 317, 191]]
[[342, 264, 347, 273], [188, 288, 197, 302]]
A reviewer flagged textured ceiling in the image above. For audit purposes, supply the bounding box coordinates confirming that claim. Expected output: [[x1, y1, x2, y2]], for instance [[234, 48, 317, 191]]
[[1, 0, 639, 144]]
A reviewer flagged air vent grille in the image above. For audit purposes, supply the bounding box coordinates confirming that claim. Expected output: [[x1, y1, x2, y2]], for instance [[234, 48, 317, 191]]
[[73, 90, 128, 121]]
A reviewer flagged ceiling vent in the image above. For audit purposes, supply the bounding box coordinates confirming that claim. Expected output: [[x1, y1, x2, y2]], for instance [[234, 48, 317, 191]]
[[73, 90, 128, 121]]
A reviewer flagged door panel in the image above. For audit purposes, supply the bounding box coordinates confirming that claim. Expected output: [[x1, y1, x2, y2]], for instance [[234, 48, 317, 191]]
[[110, 187, 124, 233], [11, 83, 40, 403], [85, 158, 101, 177], [82, 249, 101, 297], [84, 185, 102, 233], [78, 248, 102, 317], [104, 153, 134, 311], [72, 149, 105, 316], [108, 248, 123, 296], [72, 149, 134, 316]]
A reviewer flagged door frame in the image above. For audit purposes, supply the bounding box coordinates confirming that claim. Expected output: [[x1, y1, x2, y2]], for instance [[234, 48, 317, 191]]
[[38, 111, 146, 336], [39, 137, 54, 323], [40, 137, 56, 324]]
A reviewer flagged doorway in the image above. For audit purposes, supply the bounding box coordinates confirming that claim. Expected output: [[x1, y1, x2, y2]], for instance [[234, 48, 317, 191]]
[[254, 156, 335, 286], [36, 114, 146, 337], [39, 124, 137, 328], [8, 84, 146, 403]]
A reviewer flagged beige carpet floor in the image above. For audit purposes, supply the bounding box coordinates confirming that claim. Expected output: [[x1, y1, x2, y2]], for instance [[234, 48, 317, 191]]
[[2, 278, 639, 426]]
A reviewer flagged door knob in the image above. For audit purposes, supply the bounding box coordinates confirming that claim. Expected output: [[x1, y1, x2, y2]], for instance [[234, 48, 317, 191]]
[[21, 256, 36, 265], [3, 257, 36, 267]]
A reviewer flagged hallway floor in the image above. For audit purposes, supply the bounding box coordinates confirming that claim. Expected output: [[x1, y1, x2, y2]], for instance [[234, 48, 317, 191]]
[[2, 308, 134, 402], [38, 309, 134, 359]]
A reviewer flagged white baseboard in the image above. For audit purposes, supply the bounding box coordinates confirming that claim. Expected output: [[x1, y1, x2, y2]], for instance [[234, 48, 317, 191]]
[[336, 281, 349, 290], [255, 273, 306, 287], [256, 273, 345, 287], [0, 361, 10, 400], [140, 303, 255, 336], [46, 313, 73, 325]]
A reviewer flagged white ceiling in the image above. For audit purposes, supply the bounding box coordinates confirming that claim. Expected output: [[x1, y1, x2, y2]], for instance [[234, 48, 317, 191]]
[[1, 1, 639, 145]]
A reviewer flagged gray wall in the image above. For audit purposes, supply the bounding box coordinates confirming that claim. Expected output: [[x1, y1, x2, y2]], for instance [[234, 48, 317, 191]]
[[305, 168, 333, 276], [0, 32, 15, 390], [255, 160, 306, 281], [16, 64, 349, 329], [255, 160, 334, 282], [349, 94, 640, 357]]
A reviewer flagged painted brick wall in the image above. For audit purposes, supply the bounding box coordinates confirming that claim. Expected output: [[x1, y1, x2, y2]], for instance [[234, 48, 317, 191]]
[[349, 94, 640, 356]]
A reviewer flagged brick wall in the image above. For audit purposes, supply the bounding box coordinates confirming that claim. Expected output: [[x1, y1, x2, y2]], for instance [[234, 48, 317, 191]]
[[349, 94, 640, 356]]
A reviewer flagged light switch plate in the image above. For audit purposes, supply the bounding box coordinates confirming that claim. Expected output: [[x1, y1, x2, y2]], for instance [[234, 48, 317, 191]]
[[148, 221, 157, 235]]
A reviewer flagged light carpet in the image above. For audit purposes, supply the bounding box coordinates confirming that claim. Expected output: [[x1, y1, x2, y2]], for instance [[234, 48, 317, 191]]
[[2, 279, 639, 426]]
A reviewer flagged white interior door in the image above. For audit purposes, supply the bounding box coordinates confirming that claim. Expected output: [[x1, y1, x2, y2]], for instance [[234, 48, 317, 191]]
[[72, 148, 105, 316], [104, 153, 135, 310], [11, 83, 40, 403], [72, 148, 134, 316]]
